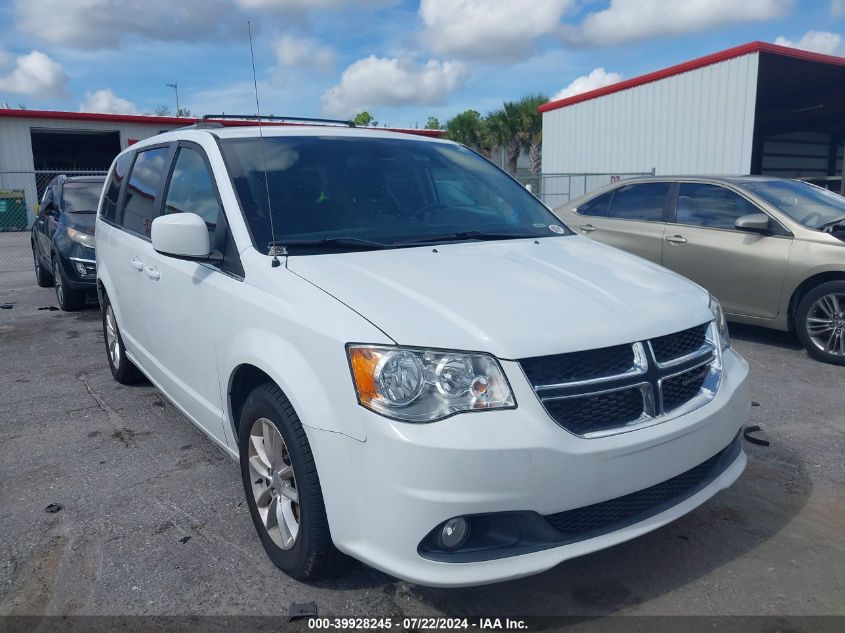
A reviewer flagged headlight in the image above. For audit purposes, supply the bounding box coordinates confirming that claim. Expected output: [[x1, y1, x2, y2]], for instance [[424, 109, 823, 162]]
[[66, 227, 95, 248], [709, 295, 730, 350], [347, 345, 515, 422]]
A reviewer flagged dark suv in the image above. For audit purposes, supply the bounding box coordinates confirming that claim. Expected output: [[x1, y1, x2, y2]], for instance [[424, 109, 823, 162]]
[[31, 175, 105, 310]]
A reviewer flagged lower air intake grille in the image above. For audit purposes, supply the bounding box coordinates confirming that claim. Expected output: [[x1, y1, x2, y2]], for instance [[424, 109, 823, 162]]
[[544, 434, 741, 538]]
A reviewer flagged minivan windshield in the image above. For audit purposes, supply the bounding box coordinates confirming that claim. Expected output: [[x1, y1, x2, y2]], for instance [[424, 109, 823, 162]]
[[63, 181, 104, 213], [741, 179, 845, 229], [220, 136, 570, 253]]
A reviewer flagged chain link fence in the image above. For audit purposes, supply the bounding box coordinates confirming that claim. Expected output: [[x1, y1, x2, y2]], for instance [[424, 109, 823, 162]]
[[0, 170, 107, 273], [519, 170, 656, 209]]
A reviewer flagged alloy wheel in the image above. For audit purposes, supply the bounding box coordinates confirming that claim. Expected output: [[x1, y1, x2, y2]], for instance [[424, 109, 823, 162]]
[[105, 305, 120, 367], [247, 417, 300, 550], [806, 292, 845, 356], [53, 261, 64, 305]]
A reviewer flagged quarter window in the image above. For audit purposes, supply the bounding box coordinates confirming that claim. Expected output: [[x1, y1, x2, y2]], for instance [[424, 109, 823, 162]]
[[100, 153, 132, 223], [675, 183, 760, 229], [121, 147, 170, 237], [163, 147, 221, 237], [607, 183, 670, 221]]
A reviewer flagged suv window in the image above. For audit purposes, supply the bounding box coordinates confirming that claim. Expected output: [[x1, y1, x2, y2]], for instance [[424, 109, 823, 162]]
[[676, 183, 760, 229], [163, 147, 221, 237], [607, 183, 670, 221], [121, 147, 170, 237], [101, 153, 132, 222], [577, 191, 612, 217]]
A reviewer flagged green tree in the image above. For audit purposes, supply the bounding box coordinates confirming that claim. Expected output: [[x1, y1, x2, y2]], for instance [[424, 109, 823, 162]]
[[486, 102, 524, 175], [352, 111, 378, 127], [518, 94, 548, 175], [153, 105, 172, 116], [176, 107, 191, 117], [424, 116, 442, 130], [444, 110, 492, 158]]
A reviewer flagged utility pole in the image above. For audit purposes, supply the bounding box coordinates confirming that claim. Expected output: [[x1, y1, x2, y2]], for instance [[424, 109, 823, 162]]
[[166, 82, 180, 116]]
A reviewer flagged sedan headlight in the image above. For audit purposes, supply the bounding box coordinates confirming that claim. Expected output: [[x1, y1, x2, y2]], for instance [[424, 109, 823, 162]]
[[66, 227, 95, 248], [709, 295, 730, 351], [347, 345, 515, 422]]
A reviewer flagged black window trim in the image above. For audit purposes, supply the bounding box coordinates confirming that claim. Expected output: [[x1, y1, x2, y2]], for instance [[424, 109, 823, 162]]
[[112, 142, 177, 241], [668, 180, 793, 238], [161, 140, 245, 280]]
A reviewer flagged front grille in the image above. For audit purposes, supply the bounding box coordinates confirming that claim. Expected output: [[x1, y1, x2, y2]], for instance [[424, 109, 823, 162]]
[[650, 323, 709, 363], [520, 344, 634, 385], [545, 434, 740, 538], [544, 387, 644, 436], [519, 322, 717, 436], [662, 365, 709, 411]]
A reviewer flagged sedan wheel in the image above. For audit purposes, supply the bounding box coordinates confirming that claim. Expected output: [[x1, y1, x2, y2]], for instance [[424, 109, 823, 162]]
[[247, 417, 300, 550], [805, 292, 845, 357]]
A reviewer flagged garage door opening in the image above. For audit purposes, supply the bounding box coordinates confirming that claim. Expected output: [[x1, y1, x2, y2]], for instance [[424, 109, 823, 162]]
[[30, 129, 121, 171]]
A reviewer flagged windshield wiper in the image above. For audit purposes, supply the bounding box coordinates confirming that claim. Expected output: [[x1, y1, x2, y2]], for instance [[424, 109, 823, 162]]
[[394, 231, 545, 247], [817, 216, 845, 231], [269, 237, 393, 252]]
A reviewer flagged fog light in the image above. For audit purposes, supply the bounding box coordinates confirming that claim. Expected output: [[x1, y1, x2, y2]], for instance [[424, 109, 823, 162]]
[[439, 517, 470, 550]]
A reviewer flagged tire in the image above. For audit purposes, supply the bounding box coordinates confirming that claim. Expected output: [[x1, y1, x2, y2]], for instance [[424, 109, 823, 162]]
[[795, 280, 845, 366], [53, 257, 86, 311], [239, 383, 343, 581], [32, 243, 53, 288], [101, 292, 144, 384]]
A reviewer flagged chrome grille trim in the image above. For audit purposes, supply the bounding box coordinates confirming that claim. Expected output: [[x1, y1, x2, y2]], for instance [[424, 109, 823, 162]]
[[521, 322, 722, 438]]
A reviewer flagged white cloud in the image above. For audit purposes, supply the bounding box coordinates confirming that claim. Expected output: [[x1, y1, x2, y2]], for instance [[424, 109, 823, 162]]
[[322, 56, 467, 118], [775, 31, 845, 56], [80, 89, 137, 114], [419, 0, 573, 61], [14, 0, 242, 49], [833, 0, 845, 17], [562, 0, 792, 46], [551, 68, 622, 101], [0, 50, 67, 97], [275, 35, 335, 70]]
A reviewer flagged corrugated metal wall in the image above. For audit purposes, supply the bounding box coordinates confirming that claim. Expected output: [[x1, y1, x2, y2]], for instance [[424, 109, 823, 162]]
[[542, 52, 760, 199]]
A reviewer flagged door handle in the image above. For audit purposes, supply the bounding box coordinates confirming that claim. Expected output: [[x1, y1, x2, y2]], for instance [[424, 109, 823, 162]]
[[144, 266, 161, 281], [579, 224, 597, 233], [130, 257, 144, 271], [665, 235, 688, 245]]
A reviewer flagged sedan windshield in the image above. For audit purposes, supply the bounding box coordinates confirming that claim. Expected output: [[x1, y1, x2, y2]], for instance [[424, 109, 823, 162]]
[[220, 136, 569, 253], [741, 179, 845, 229], [63, 182, 104, 213]]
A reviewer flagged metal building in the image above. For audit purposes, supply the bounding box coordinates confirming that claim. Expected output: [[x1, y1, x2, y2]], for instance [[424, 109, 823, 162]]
[[539, 41, 845, 205]]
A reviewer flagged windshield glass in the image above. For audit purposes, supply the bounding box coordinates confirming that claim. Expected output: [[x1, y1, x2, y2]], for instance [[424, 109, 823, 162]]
[[220, 136, 569, 253], [741, 179, 845, 228], [62, 181, 103, 213]]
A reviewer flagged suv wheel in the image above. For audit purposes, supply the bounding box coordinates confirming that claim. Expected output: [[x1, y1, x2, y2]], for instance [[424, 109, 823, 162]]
[[33, 244, 53, 288], [101, 294, 144, 384], [53, 258, 85, 311], [796, 280, 845, 365], [239, 383, 343, 580]]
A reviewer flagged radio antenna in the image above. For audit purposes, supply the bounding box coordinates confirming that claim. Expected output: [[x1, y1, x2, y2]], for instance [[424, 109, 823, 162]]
[[247, 20, 280, 268]]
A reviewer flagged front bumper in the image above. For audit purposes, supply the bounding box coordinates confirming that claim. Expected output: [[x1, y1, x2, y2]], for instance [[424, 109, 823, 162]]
[[308, 349, 750, 587]]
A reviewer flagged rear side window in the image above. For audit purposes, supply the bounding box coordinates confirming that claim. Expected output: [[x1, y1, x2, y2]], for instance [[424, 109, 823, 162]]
[[608, 183, 670, 221], [121, 147, 170, 237], [100, 153, 132, 222], [577, 191, 612, 217], [163, 147, 221, 236], [675, 183, 761, 229]]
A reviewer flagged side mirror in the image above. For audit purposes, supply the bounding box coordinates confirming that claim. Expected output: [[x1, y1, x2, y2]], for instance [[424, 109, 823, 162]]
[[734, 213, 770, 234], [43, 203, 57, 216], [151, 213, 213, 260]]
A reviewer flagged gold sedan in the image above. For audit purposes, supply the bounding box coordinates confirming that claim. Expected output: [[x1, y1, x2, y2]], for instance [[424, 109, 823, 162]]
[[558, 177, 845, 365]]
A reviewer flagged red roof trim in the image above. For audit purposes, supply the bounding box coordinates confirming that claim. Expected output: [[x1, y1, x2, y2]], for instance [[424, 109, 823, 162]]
[[0, 108, 445, 137], [539, 41, 845, 114]]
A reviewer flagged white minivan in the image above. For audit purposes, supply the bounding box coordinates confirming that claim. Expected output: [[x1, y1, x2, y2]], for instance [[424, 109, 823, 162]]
[[95, 121, 749, 587]]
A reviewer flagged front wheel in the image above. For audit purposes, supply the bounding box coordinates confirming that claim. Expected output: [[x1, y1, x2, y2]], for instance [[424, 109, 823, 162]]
[[795, 281, 845, 365], [53, 258, 85, 311], [239, 383, 343, 581], [33, 244, 53, 287]]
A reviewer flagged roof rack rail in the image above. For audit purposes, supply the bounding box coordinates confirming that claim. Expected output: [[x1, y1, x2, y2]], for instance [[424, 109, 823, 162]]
[[201, 114, 356, 127], [174, 121, 225, 130]]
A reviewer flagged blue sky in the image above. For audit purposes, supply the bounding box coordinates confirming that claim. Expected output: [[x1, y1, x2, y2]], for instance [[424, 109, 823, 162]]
[[0, 0, 843, 128]]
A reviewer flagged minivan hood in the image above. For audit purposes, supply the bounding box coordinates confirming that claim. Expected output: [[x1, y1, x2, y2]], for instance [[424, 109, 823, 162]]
[[288, 237, 713, 359]]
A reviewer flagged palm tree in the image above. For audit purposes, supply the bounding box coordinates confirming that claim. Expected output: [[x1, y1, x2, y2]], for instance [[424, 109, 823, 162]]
[[487, 102, 525, 175], [518, 94, 549, 175]]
